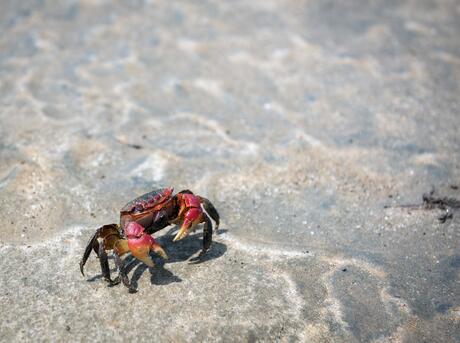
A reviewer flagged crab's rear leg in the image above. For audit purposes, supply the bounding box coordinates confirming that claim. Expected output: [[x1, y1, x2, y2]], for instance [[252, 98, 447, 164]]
[[200, 214, 213, 256], [200, 197, 220, 229], [98, 233, 128, 284], [112, 239, 131, 288], [80, 232, 98, 276], [79, 224, 120, 276]]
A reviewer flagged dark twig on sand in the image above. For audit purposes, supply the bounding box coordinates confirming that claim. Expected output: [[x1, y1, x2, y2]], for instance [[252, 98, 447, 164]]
[[422, 193, 460, 209], [384, 188, 460, 223]]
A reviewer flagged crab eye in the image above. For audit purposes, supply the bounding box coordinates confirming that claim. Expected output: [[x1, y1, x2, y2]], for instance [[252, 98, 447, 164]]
[[135, 204, 143, 212]]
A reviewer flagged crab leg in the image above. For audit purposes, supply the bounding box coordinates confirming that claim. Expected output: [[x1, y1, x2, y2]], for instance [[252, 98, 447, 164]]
[[79, 224, 120, 276], [107, 239, 130, 287], [200, 214, 213, 256], [80, 231, 98, 276], [113, 254, 130, 288], [98, 243, 113, 283], [200, 197, 220, 229]]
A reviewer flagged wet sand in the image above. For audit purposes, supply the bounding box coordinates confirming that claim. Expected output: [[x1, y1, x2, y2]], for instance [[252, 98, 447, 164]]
[[0, 1, 459, 342]]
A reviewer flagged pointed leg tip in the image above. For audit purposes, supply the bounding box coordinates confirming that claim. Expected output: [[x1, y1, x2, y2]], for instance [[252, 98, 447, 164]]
[[108, 277, 121, 287], [199, 249, 209, 258]]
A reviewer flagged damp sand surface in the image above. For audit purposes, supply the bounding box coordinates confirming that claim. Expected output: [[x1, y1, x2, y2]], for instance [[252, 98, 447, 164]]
[[1, 1, 460, 342]]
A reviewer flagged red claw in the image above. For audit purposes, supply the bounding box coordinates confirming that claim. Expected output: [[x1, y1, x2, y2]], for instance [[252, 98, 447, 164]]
[[181, 193, 201, 208], [173, 195, 204, 241], [124, 222, 168, 266], [183, 207, 203, 224], [124, 221, 144, 238]]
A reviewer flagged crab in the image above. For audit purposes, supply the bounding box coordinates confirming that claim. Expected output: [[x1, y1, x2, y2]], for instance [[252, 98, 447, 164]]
[[79, 188, 220, 291]]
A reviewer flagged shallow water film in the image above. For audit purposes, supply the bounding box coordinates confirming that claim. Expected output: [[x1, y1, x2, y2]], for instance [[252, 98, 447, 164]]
[[0, 1, 459, 342]]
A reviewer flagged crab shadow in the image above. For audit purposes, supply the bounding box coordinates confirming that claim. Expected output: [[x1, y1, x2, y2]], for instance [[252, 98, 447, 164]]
[[115, 227, 227, 290], [159, 226, 228, 264]]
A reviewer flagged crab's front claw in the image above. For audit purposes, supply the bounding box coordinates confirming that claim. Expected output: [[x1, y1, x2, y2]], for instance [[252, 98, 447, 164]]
[[152, 243, 168, 260], [173, 207, 203, 241], [125, 222, 168, 268], [173, 225, 188, 242]]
